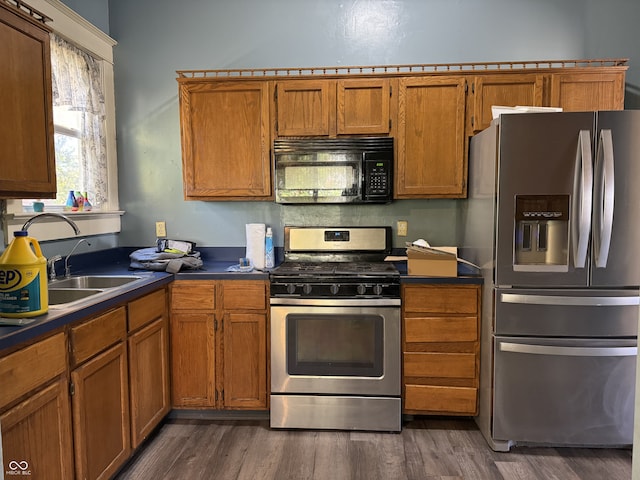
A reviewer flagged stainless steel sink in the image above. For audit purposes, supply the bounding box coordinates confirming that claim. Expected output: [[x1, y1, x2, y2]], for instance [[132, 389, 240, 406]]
[[47, 275, 146, 307], [49, 275, 142, 289], [48, 288, 103, 305]]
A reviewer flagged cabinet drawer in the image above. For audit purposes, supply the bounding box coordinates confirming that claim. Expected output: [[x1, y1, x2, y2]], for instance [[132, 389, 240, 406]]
[[171, 280, 215, 310], [222, 281, 267, 310], [404, 352, 476, 378], [71, 307, 126, 365], [405, 316, 477, 343], [404, 384, 477, 414], [0, 333, 66, 408], [403, 285, 478, 314], [128, 288, 166, 332]]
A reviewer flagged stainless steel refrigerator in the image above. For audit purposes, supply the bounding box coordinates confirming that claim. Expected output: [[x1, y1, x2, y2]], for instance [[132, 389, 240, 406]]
[[462, 110, 640, 451]]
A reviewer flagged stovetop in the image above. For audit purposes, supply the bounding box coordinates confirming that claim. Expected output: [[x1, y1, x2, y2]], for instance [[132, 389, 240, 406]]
[[269, 261, 400, 299], [270, 226, 400, 299], [270, 261, 399, 277]]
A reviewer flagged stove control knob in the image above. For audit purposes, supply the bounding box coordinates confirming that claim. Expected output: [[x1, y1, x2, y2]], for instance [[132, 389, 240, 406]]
[[286, 284, 297, 295], [303, 284, 313, 295], [373, 284, 383, 296], [357, 284, 367, 295], [330, 284, 340, 295]]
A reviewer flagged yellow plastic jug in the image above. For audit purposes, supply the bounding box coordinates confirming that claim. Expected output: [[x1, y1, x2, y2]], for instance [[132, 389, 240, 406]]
[[0, 230, 48, 317]]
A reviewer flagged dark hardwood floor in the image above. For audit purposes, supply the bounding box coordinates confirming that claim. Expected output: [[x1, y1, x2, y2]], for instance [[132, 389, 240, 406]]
[[114, 417, 632, 480]]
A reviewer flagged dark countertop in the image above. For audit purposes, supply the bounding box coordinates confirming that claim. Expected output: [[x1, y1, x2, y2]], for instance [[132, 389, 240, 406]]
[[0, 246, 480, 353], [0, 247, 268, 353]]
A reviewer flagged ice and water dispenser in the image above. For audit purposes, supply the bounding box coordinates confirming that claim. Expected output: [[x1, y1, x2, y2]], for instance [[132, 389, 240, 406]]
[[514, 195, 570, 271]]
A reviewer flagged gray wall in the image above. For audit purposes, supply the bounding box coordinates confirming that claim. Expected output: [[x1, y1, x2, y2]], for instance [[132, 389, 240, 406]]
[[65, 0, 640, 250]]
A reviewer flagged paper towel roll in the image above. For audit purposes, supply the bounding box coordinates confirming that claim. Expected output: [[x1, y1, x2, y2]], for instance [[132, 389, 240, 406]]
[[245, 223, 266, 270]]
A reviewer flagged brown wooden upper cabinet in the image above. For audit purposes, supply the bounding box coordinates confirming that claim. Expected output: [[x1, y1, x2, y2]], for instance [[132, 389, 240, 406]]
[[274, 78, 391, 137], [396, 76, 467, 198], [469, 73, 544, 133], [0, 3, 56, 199], [178, 80, 272, 200], [549, 71, 625, 111], [177, 59, 627, 201]]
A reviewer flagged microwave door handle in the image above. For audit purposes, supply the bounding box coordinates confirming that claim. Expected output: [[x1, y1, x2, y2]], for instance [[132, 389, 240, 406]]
[[594, 129, 615, 268], [571, 130, 593, 269]]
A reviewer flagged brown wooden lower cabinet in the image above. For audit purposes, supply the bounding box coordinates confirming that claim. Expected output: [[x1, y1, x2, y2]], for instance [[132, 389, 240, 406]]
[[71, 341, 131, 480], [170, 279, 269, 410], [128, 289, 171, 449], [222, 312, 267, 409], [402, 283, 481, 416], [0, 287, 170, 480], [0, 333, 72, 479], [170, 311, 216, 407], [404, 384, 478, 413], [1, 377, 74, 479]]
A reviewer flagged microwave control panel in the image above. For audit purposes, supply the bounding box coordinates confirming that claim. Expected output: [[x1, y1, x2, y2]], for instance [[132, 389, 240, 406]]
[[363, 154, 392, 201]]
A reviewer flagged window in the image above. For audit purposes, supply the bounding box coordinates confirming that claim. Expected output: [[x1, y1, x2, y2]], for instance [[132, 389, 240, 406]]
[[3, 0, 121, 242], [28, 33, 109, 209]]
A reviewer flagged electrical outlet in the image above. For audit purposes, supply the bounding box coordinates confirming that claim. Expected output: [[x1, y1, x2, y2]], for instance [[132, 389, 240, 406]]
[[397, 220, 408, 237], [155, 221, 167, 237]]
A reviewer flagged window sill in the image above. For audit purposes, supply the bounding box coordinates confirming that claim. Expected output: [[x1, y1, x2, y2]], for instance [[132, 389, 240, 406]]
[[3, 210, 124, 243]]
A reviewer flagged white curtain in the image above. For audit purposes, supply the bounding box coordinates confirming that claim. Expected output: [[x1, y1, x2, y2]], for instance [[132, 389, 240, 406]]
[[50, 33, 108, 208]]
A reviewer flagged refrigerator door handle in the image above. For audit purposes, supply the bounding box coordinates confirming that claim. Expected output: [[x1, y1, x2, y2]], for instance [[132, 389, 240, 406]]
[[499, 342, 637, 357], [594, 129, 615, 268], [500, 292, 640, 307], [571, 130, 593, 269]]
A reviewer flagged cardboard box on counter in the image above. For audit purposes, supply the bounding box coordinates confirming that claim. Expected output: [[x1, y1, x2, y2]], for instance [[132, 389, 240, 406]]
[[407, 245, 458, 277]]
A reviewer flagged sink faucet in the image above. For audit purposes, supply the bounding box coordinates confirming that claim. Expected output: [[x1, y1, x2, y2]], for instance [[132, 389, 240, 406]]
[[47, 254, 63, 281], [21, 212, 81, 235], [65, 238, 91, 278]]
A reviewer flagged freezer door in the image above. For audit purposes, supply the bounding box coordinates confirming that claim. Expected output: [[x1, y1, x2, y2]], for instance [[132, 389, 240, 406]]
[[495, 112, 595, 287], [495, 287, 639, 337], [493, 336, 636, 447], [591, 110, 640, 287]]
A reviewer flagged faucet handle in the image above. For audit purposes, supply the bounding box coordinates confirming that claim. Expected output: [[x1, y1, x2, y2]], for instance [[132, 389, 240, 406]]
[[48, 255, 63, 281]]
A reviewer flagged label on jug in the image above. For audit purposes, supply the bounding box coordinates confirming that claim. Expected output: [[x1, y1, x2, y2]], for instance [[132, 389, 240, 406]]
[[0, 267, 42, 313]]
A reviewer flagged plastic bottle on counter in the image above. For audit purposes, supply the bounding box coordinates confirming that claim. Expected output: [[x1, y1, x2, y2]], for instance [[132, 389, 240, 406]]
[[265, 227, 275, 269], [0, 230, 48, 317]]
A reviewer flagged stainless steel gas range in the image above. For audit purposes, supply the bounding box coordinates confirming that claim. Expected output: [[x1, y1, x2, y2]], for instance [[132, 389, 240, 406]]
[[269, 226, 401, 432]]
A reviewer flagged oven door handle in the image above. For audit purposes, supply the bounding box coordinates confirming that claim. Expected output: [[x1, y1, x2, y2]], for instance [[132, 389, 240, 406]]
[[270, 297, 401, 307], [499, 342, 637, 357]]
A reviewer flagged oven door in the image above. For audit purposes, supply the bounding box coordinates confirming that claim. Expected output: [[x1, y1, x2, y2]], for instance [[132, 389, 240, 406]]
[[270, 299, 401, 396]]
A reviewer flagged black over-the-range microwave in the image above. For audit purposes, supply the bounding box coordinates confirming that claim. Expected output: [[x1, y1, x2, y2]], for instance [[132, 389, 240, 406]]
[[273, 137, 394, 204]]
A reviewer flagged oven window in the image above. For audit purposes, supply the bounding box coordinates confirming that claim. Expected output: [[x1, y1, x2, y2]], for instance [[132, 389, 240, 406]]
[[286, 313, 384, 377]]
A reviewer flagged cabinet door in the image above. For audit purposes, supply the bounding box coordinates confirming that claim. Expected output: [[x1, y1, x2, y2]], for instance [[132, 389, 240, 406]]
[[549, 72, 625, 111], [178, 80, 271, 200], [337, 78, 391, 135], [275, 80, 335, 136], [470, 73, 544, 133], [1, 378, 73, 480], [222, 312, 267, 409], [128, 317, 170, 449], [71, 342, 130, 480], [396, 76, 467, 198], [170, 312, 216, 407], [0, 5, 56, 198]]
